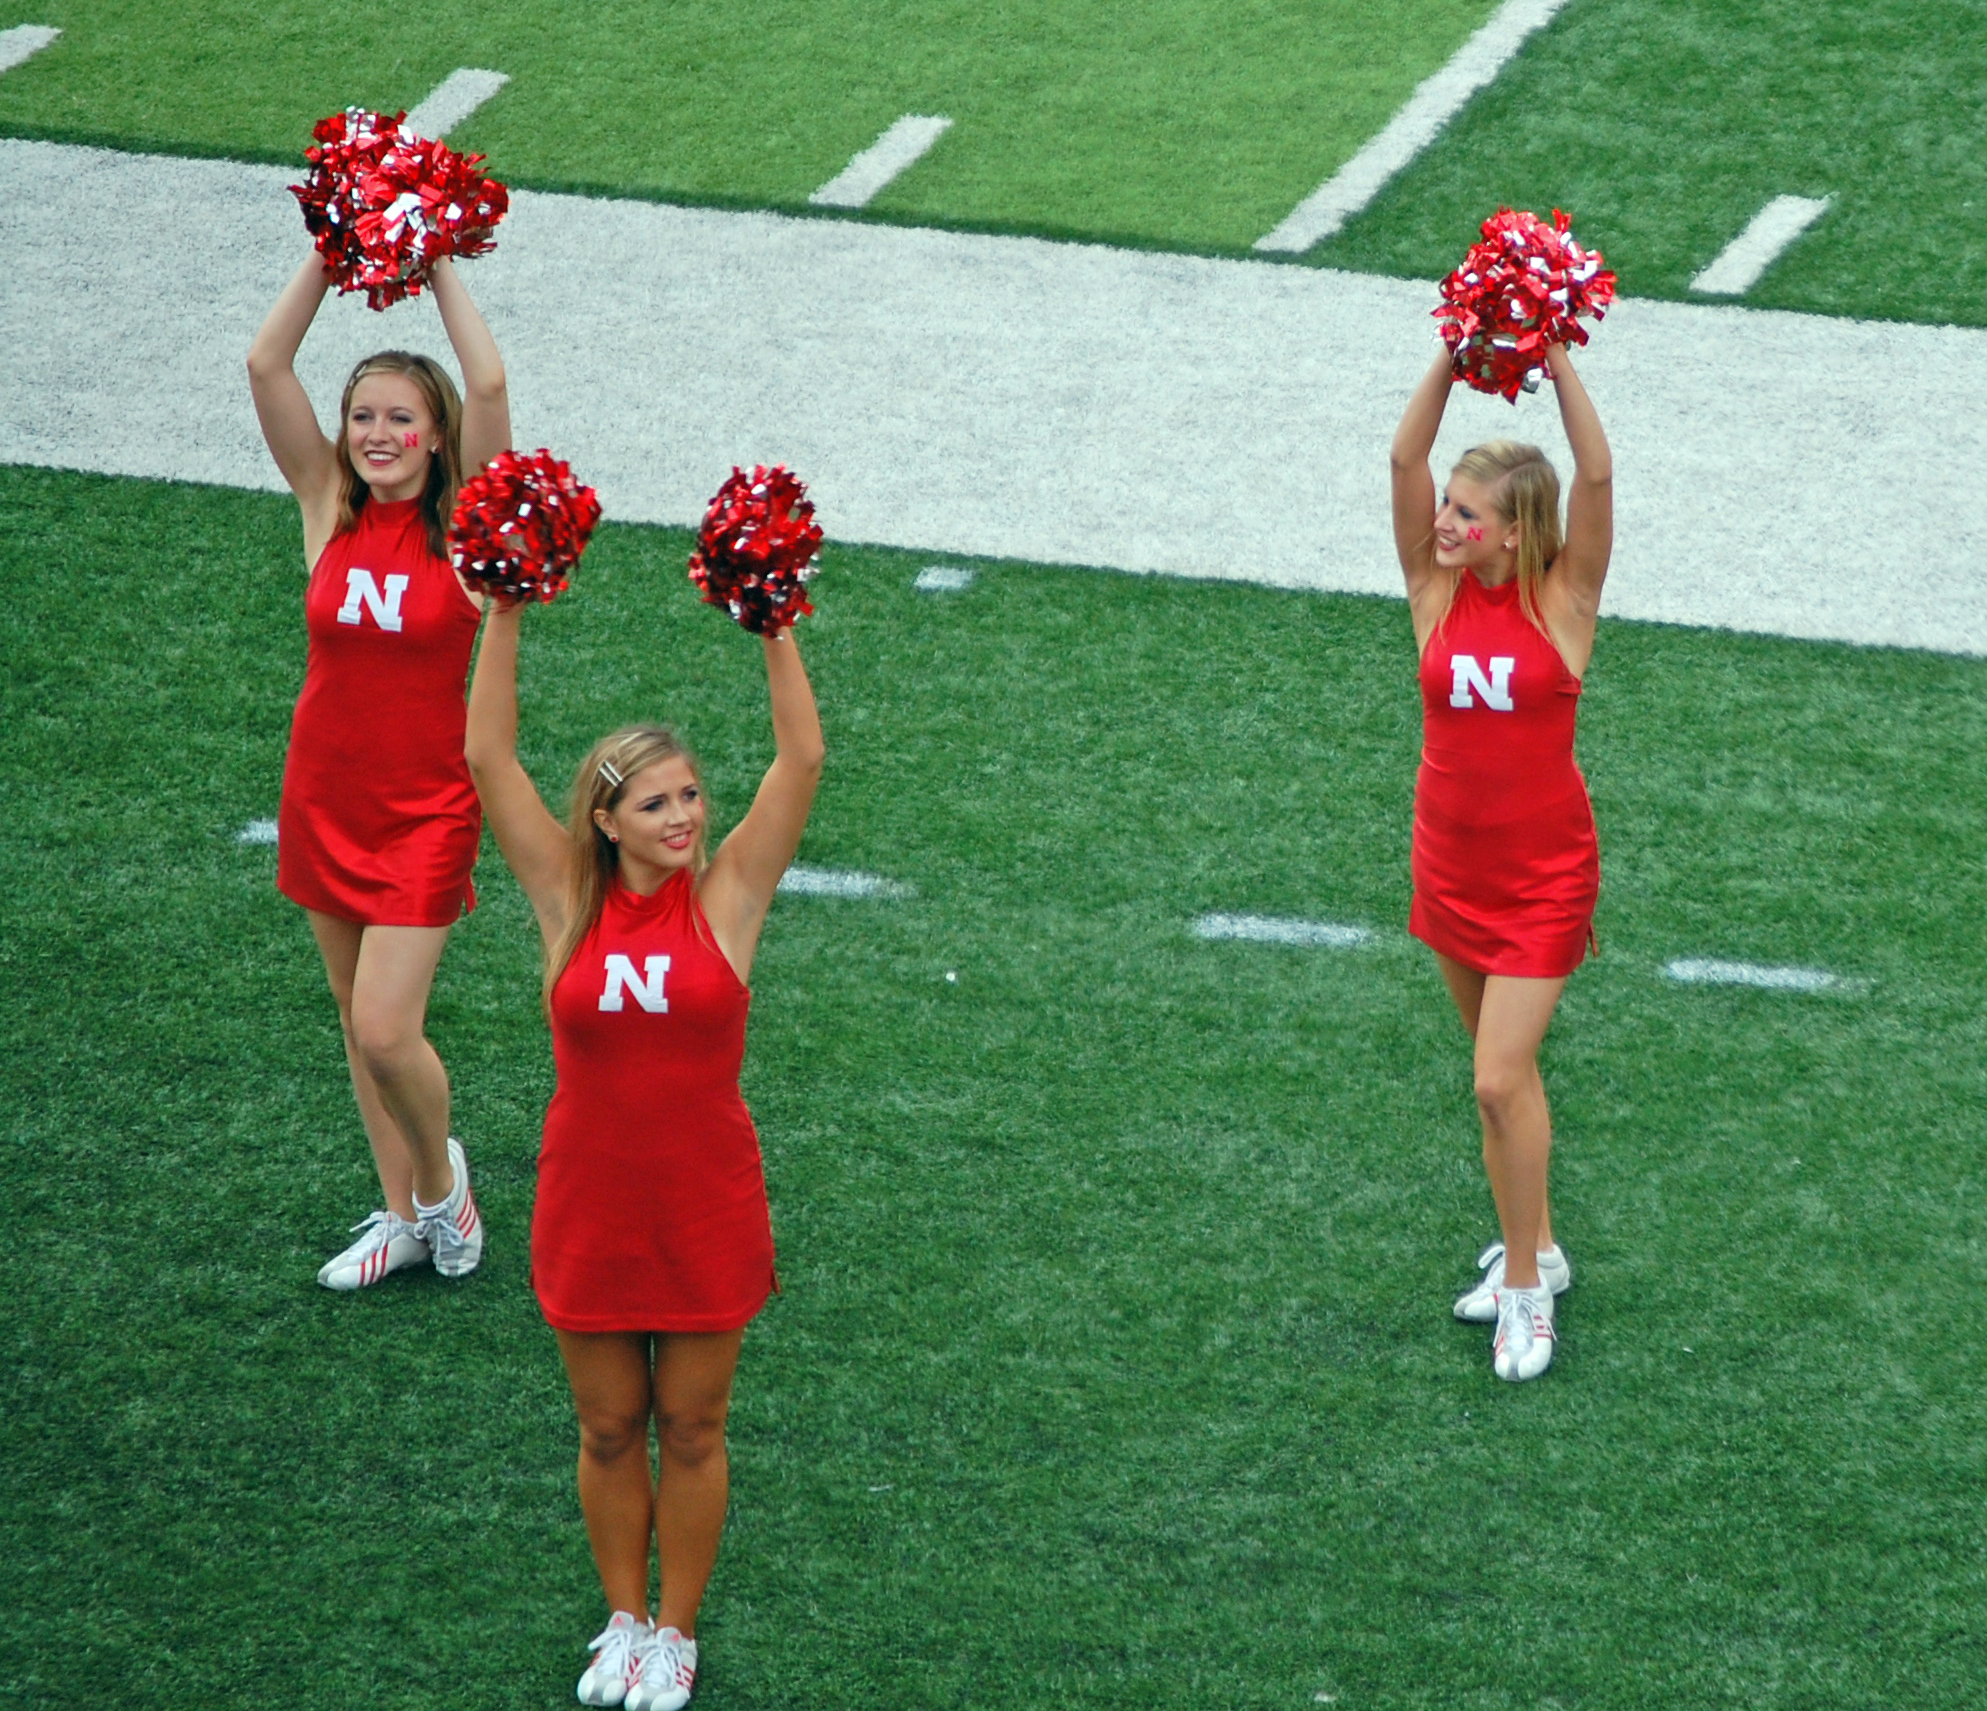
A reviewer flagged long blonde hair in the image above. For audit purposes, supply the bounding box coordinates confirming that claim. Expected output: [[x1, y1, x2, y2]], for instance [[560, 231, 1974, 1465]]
[[1437, 440, 1563, 636], [546, 725, 709, 1005], [333, 351, 465, 559]]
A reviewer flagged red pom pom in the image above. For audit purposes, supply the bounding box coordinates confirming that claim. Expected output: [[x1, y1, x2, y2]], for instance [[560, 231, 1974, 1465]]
[[289, 109, 510, 311], [449, 450, 602, 604], [688, 466, 822, 634], [1435, 208, 1617, 401]]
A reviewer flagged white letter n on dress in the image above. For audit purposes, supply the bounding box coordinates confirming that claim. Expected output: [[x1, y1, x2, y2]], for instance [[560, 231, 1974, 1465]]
[[336, 568, 411, 632], [599, 953, 670, 1013], [1449, 654, 1516, 711]]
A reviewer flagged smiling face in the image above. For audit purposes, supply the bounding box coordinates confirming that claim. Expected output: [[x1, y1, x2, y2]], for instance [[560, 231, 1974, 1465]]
[[593, 755, 708, 883], [344, 372, 440, 502], [1433, 472, 1519, 580]]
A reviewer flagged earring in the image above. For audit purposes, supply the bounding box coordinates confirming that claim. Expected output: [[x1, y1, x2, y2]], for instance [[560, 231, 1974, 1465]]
[[608, 833, 619, 843]]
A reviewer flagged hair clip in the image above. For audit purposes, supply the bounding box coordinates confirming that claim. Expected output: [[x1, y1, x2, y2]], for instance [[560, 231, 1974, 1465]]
[[597, 759, 624, 788]]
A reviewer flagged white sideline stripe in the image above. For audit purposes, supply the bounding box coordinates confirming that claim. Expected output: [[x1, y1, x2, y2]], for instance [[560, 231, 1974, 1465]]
[[1254, 0, 1571, 253], [404, 68, 510, 139], [778, 865, 914, 899], [1194, 914, 1371, 948], [0, 24, 59, 74], [1663, 958, 1842, 993], [1690, 195, 1833, 296], [236, 819, 279, 845], [810, 116, 952, 209], [7, 139, 1987, 656], [914, 565, 975, 591]]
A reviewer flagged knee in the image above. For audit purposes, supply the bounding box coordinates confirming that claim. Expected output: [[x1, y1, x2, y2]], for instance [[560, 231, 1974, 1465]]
[[350, 1006, 420, 1083], [656, 1407, 726, 1472], [577, 1403, 650, 1465], [1473, 1062, 1529, 1123]]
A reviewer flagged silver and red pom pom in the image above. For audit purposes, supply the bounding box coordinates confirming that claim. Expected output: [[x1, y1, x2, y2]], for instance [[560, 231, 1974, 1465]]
[[449, 450, 601, 604], [688, 465, 821, 635], [1436, 208, 1616, 401], [290, 108, 510, 312]]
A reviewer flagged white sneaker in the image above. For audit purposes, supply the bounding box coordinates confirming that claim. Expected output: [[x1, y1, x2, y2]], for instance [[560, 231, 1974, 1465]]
[[625, 1627, 697, 1711], [577, 1611, 653, 1707], [316, 1210, 429, 1291], [1454, 1241, 1570, 1323], [1492, 1284, 1557, 1382], [416, 1136, 484, 1278]]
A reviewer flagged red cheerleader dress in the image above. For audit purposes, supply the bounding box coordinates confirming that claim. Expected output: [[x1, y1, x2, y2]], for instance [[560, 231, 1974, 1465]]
[[1410, 568, 1599, 978], [278, 496, 482, 926], [533, 869, 777, 1334]]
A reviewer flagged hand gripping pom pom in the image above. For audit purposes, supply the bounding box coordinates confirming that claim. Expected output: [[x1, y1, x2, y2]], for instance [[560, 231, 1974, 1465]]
[[289, 108, 510, 311], [449, 451, 602, 605], [1435, 208, 1617, 402], [688, 465, 822, 635]]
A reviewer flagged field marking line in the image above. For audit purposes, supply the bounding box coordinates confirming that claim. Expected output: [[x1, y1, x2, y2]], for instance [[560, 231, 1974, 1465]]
[[810, 115, 953, 209], [1254, 0, 1572, 253], [404, 68, 510, 138], [779, 864, 915, 899], [0, 24, 59, 74], [1194, 914, 1372, 948], [914, 565, 975, 591], [1689, 195, 1833, 296], [1663, 958, 1847, 992], [236, 819, 279, 845]]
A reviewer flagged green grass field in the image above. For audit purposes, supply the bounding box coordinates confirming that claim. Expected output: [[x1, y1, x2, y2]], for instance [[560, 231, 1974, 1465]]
[[5, 464, 1986, 1708], [3, 0, 1986, 321]]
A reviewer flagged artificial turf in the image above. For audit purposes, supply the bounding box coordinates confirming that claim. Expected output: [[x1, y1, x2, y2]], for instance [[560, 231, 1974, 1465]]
[[4, 463, 1985, 1709]]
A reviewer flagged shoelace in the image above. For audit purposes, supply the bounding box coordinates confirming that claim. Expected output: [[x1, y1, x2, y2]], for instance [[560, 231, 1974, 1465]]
[[1497, 1290, 1536, 1354], [348, 1210, 411, 1250], [641, 1631, 693, 1691], [587, 1618, 639, 1680]]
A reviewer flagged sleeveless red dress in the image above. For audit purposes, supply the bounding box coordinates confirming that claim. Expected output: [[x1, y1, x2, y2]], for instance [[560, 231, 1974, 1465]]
[[278, 497, 482, 927], [1410, 568, 1599, 978], [533, 869, 777, 1334]]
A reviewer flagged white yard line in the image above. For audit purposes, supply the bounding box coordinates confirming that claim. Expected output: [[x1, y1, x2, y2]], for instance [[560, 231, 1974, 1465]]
[[404, 68, 510, 139], [913, 565, 975, 591], [1194, 915, 1371, 948], [3, 139, 1985, 654], [1663, 959, 1846, 993], [0, 24, 59, 74], [236, 819, 279, 845], [1690, 195, 1833, 296], [810, 116, 952, 209], [1254, 0, 1572, 253], [779, 865, 914, 899]]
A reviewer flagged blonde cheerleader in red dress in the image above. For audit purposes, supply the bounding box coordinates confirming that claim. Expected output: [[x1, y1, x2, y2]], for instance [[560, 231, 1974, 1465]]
[[1389, 342, 1613, 1382], [465, 597, 823, 1709], [248, 253, 509, 1289]]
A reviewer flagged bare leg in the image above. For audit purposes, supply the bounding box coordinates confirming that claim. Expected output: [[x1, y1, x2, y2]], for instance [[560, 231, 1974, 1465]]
[[1435, 955, 1563, 1281], [558, 1329, 658, 1618], [310, 912, 415, 1219], [653, 1329, 744, 1637]]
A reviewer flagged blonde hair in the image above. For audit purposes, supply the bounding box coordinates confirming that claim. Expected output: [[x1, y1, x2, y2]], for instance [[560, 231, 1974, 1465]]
[[333, 351, 465, 560], [545, 725, 709, 1005], [1438, 440, 1563, 636]]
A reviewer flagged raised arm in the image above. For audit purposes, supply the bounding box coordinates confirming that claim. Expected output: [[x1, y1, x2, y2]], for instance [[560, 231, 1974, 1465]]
[[698, 631, 827, 982], [428, 258, 510, 476], [465, 603, 572, 946], [1542, 344, 1613, 618], [246, 254, 341, 528], [1391, 351, 1456, 609]]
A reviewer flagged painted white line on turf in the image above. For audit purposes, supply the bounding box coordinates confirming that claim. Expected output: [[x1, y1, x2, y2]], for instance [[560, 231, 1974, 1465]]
[[0, 24, 59, 74], [1690, 195, 1833, 296], [236, 819, 279, 845], [779, 865, 914, 899], [404, 68, 510, 139], [1663, 958, 1845, 993], [810, 116, 953, 209], [914, 565, 975, 591], [1255, 0, 1572, 253], [1194, 914, 1371, 948], [5, 139, 1987, 655]]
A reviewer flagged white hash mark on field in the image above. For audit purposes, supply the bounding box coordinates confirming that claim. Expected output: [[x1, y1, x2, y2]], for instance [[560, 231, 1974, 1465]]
[[810, 116, 953, 209], [1255, 0, 1574, 252], [1663, 958, 1847, 993], [914, 565, 975, 591], [237, 819, 279, 845], [404, 69, 510, 139], [1194, 914, 1371, 948], [0, 24, 59, 75], [1690, 195, 1833, 296], [778, 865, 914, 899]]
